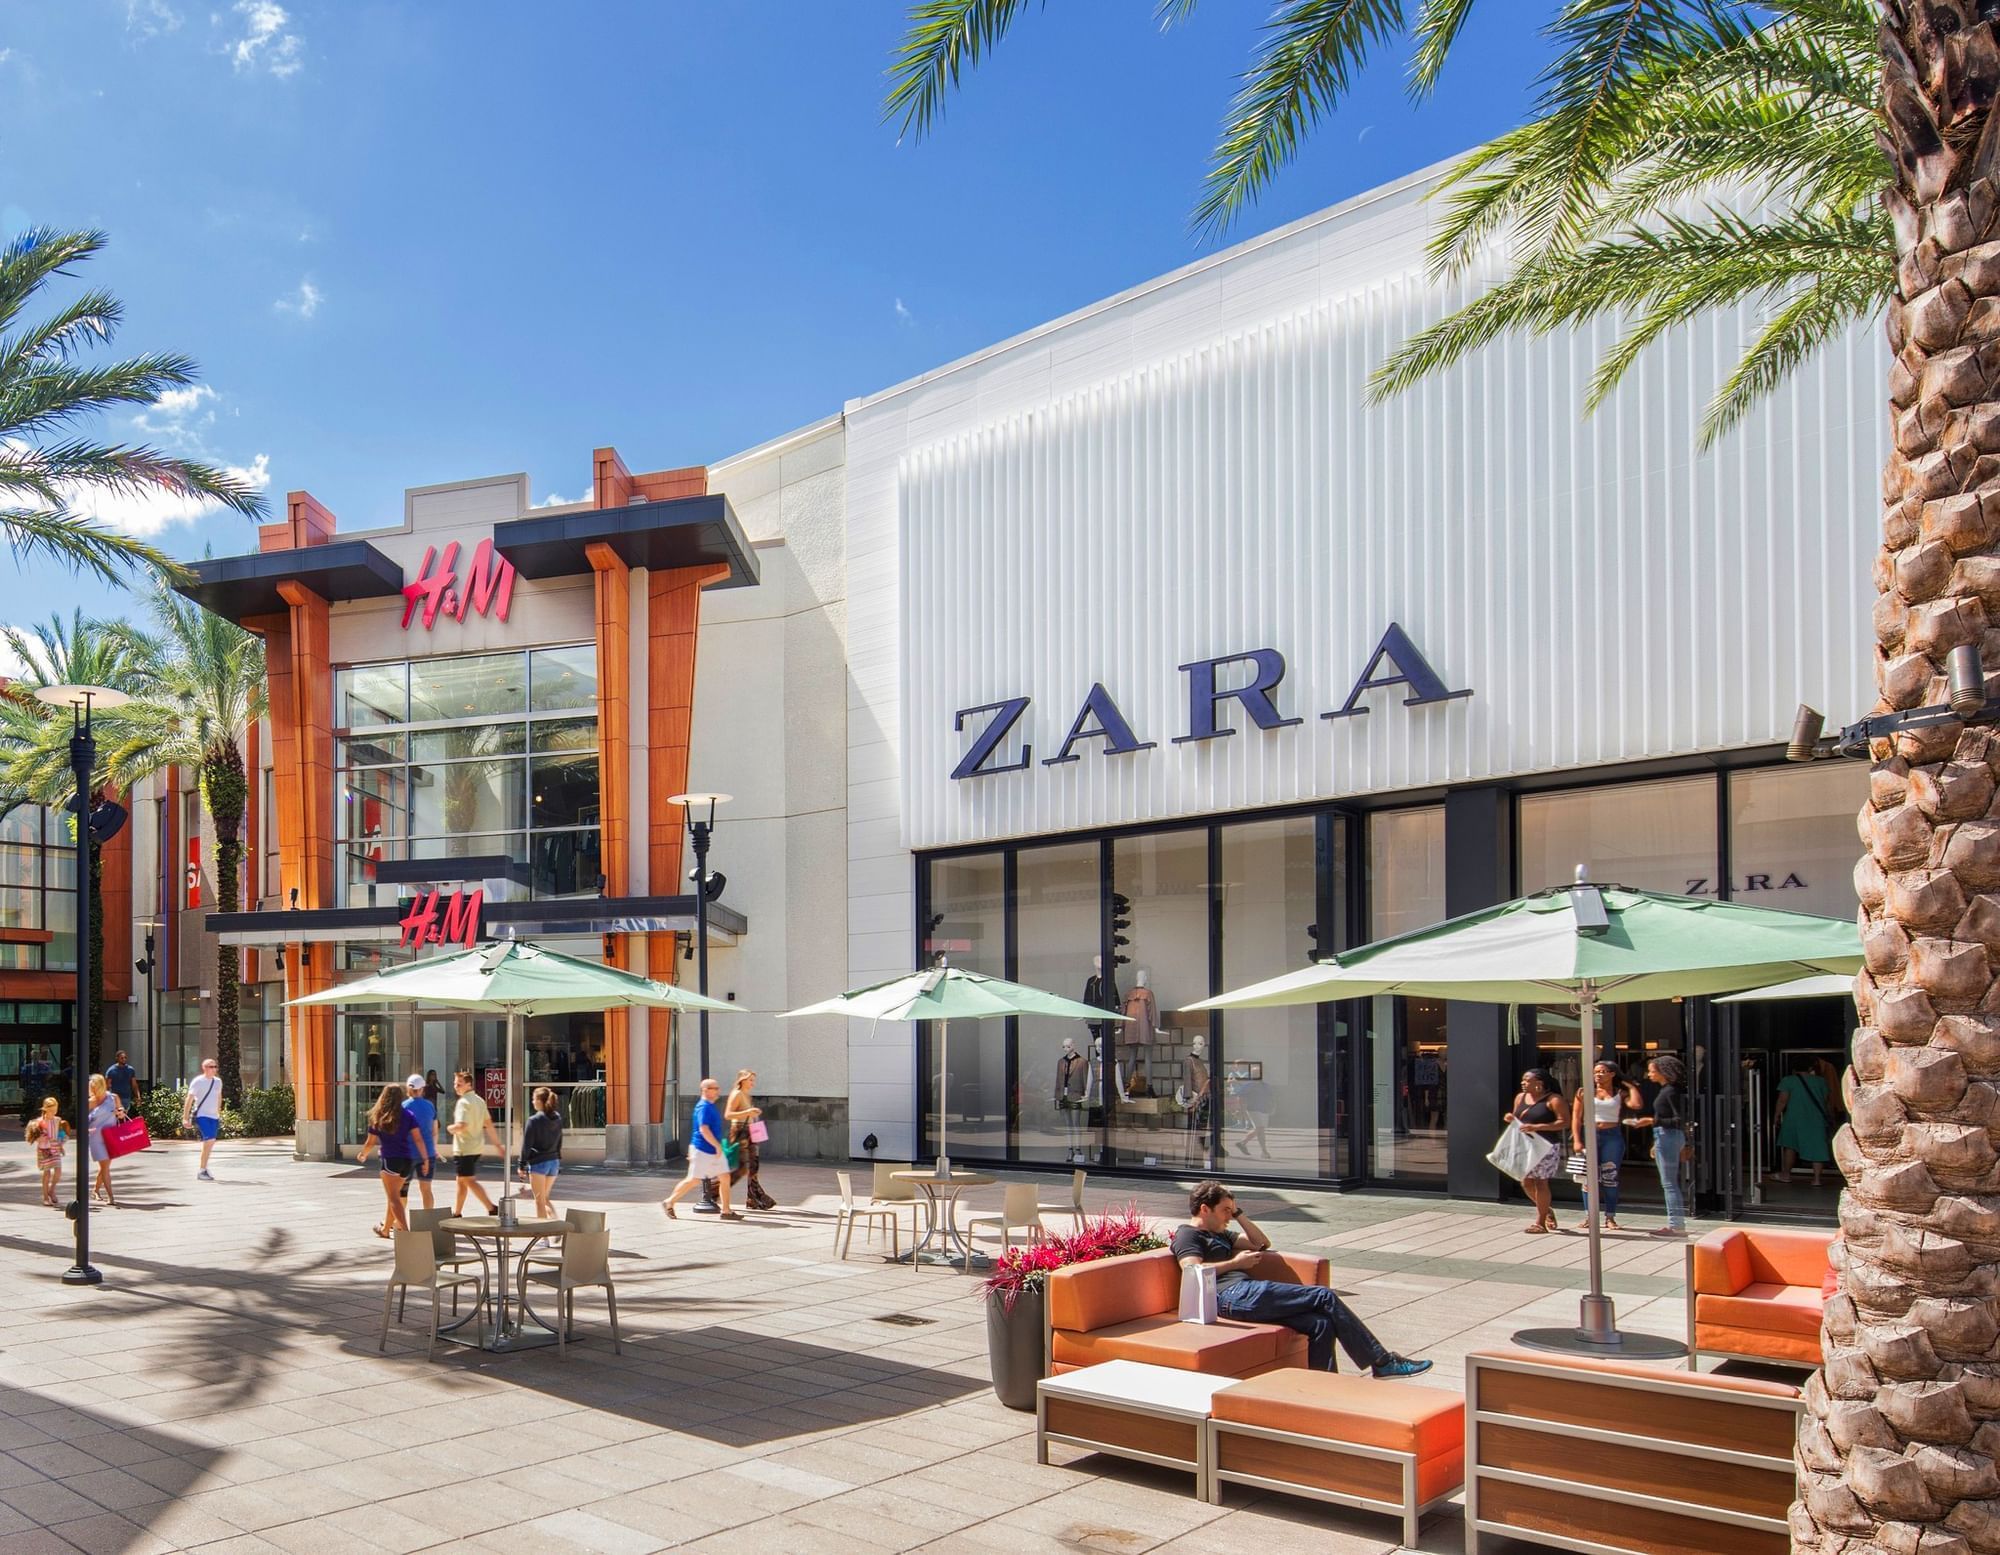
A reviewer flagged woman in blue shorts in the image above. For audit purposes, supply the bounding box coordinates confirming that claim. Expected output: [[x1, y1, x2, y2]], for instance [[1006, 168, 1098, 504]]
[[520, 1086, 563, 1219], [357, 1083, 428, 1239]]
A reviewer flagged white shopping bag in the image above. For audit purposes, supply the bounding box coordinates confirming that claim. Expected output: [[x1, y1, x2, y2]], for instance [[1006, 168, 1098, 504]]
[[1485, 1120, 1554, 1183], [1178, 1262, 1218, 1325]]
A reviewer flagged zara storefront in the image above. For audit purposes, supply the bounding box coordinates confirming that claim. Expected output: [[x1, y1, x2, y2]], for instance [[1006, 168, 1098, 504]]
[[837, 158, 1887, 1218]]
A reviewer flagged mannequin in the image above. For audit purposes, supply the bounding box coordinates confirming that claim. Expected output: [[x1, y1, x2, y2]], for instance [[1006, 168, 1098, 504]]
[[1083, 955, 1130, 1100], [1185, 1032, 1216, 1153], [1123, 969, 1159, 1039], [1055, 1034, 1091, 1159]]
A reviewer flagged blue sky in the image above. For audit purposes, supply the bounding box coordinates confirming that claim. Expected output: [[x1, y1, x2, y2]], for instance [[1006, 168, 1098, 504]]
[[2, 2, 1554, 631]]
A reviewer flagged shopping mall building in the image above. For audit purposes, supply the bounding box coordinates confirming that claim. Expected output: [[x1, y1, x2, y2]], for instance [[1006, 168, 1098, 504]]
[[7, 159, 1883, 1219]]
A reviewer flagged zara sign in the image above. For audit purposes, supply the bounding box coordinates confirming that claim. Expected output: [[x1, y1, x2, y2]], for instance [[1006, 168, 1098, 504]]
[[950, 623, 1470, 780]]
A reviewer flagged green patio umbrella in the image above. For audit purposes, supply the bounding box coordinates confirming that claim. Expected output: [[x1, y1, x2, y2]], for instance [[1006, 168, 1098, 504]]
[[290, 938, 736, 1204], [781, 961, 1129, 1174], [1715, 972, 1857, 1003], [1186, 872, 1862, 1357]]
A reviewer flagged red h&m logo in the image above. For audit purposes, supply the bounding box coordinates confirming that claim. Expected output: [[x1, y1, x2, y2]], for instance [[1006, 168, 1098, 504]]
[[185, 838, 201, 910], [398, 888, 484, 950], [401, 540, 516, 632]]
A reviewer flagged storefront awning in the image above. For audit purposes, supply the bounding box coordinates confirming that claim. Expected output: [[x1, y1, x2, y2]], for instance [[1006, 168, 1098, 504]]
[[176, 539, 407, 620], [205, 894, 746, 948], [494, 493, 759, 588]]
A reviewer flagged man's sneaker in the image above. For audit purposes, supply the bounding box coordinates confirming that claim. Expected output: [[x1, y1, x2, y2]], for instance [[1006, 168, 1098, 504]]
[[197, 1170, 214, 1181], [1372, 1354, 1432, 1380]]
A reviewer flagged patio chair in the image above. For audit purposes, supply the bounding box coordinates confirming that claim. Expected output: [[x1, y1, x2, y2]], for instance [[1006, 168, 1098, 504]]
[[1040, 1169, 1087, 1231], [962, 1183, 1046, 1272], [519, 1229, 621, 1358], [381, 1230, 484, 1359], [408, 1207, 484, 1312], [870, 1161, 917, 1205], [835, 1171, 903, 1262], [525, 1208, 606, 1274]]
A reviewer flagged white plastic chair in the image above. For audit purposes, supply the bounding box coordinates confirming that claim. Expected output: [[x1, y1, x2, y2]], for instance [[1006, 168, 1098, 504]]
[[380, 1229, 484, 1358], [519, 1229, 620, 1358], [835, 1171, 902, 1262], [526, 1208, 606, 1273], [408, 1206, 484, 1311], [870, 1161, 917, 1204], [962, 1183, 1046, 1273], [1040, 1169, 1087, 1231]]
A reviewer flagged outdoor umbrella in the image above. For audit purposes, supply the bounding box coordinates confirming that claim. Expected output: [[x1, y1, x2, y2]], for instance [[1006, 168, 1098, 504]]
[[1185, 872, 1862, 1357], [781, 961, 1130, 1173], [1715, 973, 1857, 1003], [290, 938, 736, 1204]]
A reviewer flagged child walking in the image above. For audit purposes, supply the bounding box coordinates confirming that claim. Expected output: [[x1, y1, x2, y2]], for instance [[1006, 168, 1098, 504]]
[[27, 1096, 68, 1207]]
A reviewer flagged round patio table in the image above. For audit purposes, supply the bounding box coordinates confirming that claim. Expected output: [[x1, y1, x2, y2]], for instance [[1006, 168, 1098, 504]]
[[438, 1215, 568, 1351], [891, 1168, 995, 1268]]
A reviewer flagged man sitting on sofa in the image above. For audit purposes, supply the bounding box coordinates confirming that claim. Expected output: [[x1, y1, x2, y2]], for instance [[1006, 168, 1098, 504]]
[[1173, 1180, 1431, 1379]]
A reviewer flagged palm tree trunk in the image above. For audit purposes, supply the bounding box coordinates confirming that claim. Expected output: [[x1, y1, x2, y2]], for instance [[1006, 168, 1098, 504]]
[[1797, 7, 2000, 1550], [203, 743, 246, 1108]]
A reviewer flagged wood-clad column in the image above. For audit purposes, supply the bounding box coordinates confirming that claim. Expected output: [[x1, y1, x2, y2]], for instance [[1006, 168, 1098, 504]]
[[586, 541, 633, 1125], [646, 561, 730, 1124]]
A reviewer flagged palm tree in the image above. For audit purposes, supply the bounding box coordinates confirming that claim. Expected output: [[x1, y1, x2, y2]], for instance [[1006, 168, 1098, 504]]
[[0, 613, 148, 1064], [105, 582, 266, 1107], [889, 2, 2000, 1547], [0, 226, 266, 584]]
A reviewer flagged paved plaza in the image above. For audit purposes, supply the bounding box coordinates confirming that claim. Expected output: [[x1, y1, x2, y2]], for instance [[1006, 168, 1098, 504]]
[[0, 1139, 1710, 1555]]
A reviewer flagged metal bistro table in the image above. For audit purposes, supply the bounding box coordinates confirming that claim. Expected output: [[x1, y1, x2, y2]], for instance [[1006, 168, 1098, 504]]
[[891, 1168, 995, 1268], [437, 1214, 569, 1351]]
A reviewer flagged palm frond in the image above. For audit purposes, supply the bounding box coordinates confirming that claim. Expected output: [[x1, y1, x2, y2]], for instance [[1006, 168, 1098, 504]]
[[0, 507, 188, 588], [1410, 0, 1480, 96], [885, 0, 1040, 141]]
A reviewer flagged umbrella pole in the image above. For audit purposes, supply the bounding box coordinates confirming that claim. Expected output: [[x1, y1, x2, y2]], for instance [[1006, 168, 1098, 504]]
[[505, 1008, 521, 1214], [1577, 988, 1617, 1343], [937, 1023, 950, 1178]]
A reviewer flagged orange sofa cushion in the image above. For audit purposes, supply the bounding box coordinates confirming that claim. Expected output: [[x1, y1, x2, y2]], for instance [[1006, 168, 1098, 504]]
[[1051, 1314, 1289, 1374], [1694, 1324, 1821, 1367], [1215, 1372, 1465, 1504], [1048, 1248, 1182, 1333], [1691, 1228, 1834, 1296], [1697, 1282, 1824, 1340]]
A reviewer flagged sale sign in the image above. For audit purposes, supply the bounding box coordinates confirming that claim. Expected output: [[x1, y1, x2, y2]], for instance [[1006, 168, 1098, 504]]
[[481, 1066, 507, 1109]]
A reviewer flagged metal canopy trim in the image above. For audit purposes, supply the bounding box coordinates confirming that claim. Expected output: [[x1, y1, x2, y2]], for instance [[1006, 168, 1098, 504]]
[[206, 894, 747, 947], [493, 493, 759, 589], [174, 540, 406, 619]]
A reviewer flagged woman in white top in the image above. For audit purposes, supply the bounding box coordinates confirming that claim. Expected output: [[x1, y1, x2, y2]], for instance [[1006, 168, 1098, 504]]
[[85, 1074, 126, 1207], [1571, 1061, 1641, 1230]]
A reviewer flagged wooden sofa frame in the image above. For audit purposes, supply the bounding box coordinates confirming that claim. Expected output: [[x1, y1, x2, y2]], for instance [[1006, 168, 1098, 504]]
[[1206, 1413, 1459, 1546]]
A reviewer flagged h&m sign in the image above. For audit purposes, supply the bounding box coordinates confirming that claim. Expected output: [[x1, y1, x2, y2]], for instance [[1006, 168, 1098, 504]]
[[951, 623, 1470, 781], [399, 888, 483, 950], [401, 539, 516, 632]]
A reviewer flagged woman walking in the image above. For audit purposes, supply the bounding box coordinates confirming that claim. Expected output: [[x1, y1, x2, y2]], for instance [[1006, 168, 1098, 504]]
[[27, 1095, 68, 1207], [1504, 1068, 1568, 1233], [520, 1087, 563, 1219], [85, 1074, 124, 1206], [1632, 1055, 1690, 1236], [726, 1069, 777, 1212], [662, 1077, 738, 1220], [1572, 1061, 1641, 1230], [357, 1083, 428, 1238], [1773, 1052, 1835, 1187]]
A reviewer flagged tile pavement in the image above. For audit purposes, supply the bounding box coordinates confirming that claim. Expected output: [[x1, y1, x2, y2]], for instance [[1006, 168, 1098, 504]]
[[0, 1137, 1718, 1554]]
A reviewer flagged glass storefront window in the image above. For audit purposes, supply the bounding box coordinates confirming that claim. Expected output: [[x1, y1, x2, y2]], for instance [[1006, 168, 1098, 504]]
[[332, 648, 600, 904], [409, 652, 528, 724], [1218, 816, 1336, 1180], [1518, 775, 1719, 896], [1367, 807, 1447, 1186], [1109, 830, 1211, 1171], [1728, 764, 1867, 921], [921, 853, 1007, 1162], [1016, 842, 1104, 1165], [0, 806, 77, 972]]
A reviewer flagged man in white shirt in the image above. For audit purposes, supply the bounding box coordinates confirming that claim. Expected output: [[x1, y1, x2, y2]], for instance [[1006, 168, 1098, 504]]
[[180, 1058, 225, 1181]]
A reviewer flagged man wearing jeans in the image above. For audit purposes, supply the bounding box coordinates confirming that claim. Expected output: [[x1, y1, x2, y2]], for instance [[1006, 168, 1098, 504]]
[[1171, 1180, 1430, 1379]]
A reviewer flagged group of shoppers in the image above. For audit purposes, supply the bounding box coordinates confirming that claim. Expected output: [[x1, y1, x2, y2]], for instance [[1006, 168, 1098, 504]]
[[24, 1053, 228, 1209], [661, 1070, 776, 1220], [1505, 1055, 1690, 1236], [357, 1071, 506, 1236]]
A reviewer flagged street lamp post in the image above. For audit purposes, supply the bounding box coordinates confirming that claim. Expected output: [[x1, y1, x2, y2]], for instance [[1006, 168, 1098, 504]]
[[36, 684, 131, 1288], [668, 793, 730, 1083], [136, 926, 158, 1089]]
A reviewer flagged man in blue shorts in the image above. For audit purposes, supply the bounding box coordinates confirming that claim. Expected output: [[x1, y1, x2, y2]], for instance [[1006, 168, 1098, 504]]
[[180, 1057, 225, 1181]]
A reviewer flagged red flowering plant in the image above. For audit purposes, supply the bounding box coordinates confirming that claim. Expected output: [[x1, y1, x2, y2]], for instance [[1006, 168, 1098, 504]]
[[980, 1205, 1166, 1311]]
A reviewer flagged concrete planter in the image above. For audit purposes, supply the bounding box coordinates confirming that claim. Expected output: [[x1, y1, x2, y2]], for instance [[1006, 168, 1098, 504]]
[[985, 1285, 1046, 1412]]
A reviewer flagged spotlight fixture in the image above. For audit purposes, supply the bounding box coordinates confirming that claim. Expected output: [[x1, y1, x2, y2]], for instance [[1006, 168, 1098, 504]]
[[1785, 705, 1826, 763], [1950, 644, 1987, 719]]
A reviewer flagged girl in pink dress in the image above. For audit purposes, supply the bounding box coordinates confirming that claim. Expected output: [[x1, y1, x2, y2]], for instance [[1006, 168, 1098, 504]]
[[26, 1096, 68, 1207]]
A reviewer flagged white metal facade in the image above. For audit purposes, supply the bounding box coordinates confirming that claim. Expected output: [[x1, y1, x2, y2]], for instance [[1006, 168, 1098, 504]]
[[839, 159, 1886, 1156]]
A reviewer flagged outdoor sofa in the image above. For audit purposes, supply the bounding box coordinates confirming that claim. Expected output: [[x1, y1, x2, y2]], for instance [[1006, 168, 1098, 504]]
[[1044, 1246, 1328, 1378], [1685, 1225, 1834, 1369]]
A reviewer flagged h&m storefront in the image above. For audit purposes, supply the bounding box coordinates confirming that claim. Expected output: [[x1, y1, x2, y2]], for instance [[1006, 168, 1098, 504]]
[[839, 162, 1888, 1219]]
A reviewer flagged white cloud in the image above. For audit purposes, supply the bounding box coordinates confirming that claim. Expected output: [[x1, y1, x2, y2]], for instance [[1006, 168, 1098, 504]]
[[893, 297, 914, 327], [66, 452, 273, 539], [535, 490, 588, 508], [132, 383, 219, 452], [0, 49, 13, 65], [126, 0, 183, 38], [229, 0, 302, 77], [274, 278, 321, 319]]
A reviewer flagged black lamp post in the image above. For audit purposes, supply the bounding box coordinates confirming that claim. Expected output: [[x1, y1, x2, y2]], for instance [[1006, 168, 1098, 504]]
[[36, 683, 130, 1287], [668, 792, 729, 1084], [136, 926, 158, 1089]]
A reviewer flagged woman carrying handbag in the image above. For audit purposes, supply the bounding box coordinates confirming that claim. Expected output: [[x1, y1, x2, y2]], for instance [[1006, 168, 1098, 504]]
[[725, 1069, 777, 1212], [1504, 1069, 1569, 1234]]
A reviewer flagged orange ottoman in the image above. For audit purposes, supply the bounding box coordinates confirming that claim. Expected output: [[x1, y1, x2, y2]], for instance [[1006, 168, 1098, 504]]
[[1207, 1370, 1465, 1545]]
